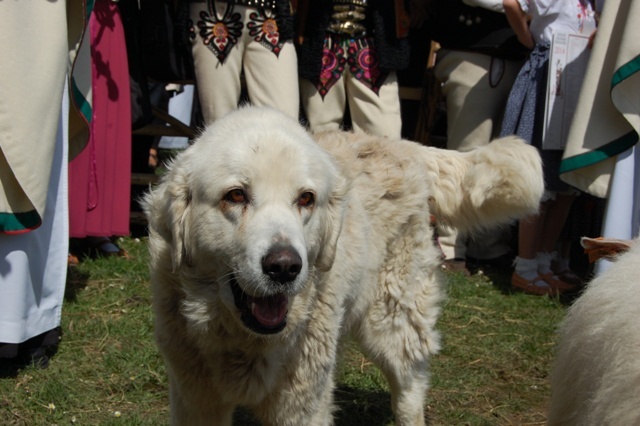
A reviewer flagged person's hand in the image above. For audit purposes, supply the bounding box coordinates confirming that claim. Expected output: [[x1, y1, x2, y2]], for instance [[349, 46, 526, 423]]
[[504, 0, 534, 49], [587, 29, 597, 49], [518, 33, 535, 50]]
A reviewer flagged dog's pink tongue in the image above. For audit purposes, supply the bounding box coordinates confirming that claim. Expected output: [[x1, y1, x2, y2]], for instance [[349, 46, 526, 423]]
[[250, 294, 288, 327]]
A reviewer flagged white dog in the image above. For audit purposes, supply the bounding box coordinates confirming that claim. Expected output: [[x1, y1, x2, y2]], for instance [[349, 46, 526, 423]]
[[144, 106, 544, 425], [548, 238, 640, 425]]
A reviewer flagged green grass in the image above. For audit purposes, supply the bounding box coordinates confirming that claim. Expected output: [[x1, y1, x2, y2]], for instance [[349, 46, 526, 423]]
[[428, 272, 564, 425], [0, 237, 567, 425]]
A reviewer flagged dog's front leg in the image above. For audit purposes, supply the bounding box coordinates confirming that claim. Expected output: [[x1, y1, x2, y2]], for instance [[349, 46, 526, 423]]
[[254, 309, 343, 425], [169, 375, 235, 426], [254, 358, 338, 426]]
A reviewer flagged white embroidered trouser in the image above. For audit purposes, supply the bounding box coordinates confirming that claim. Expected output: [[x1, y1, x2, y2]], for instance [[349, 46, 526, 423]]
[[300, 71, 402, 139], [189, 1, 299, 124], [434, 50, 521, 260]]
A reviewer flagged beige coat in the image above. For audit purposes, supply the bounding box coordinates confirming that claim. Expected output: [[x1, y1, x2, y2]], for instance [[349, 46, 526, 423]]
[[0, 0, 90, 233], [560, 0, 640, 197]]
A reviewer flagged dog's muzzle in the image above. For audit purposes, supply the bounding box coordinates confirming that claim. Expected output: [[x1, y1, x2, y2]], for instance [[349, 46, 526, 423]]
[[230, 245, 303, 335]]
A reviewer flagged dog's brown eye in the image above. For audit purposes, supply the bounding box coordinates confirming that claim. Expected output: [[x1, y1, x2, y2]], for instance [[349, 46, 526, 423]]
[[225, 189, 247, 204], [298, 192, 314, 207]]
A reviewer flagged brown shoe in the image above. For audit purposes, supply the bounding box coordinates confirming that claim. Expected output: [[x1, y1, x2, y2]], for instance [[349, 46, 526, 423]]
[[511, 272, 556, 296], [67, 253, 80, 267], [553, 269, 583, 287], [540, 272, 579, 293]]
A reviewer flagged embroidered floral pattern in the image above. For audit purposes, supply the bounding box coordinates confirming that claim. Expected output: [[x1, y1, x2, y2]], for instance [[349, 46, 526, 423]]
[[315, 35, 387, 98], [316, 39, 347, 98], [194, 2, 284, 64], [247, 9, 284, 56], [188, 19, 196, 41], [347, 38, 387, 94], [197, 1, 244, 63], [575, 0, 594, 33]]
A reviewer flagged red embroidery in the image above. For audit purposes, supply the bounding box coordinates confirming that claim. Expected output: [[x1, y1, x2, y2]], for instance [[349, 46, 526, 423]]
[[195, 1, 284, 64], [197, 2, 243, 63], [247, 10, 284, 56], [315, 34, 388, 99]]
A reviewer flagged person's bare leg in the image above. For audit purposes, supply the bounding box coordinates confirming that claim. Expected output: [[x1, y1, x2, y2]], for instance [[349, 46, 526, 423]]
[[539, 193, 575, 253], [512, 203, 554, 295], [519, 202, 548, 260], [536, 193, 578, 290]]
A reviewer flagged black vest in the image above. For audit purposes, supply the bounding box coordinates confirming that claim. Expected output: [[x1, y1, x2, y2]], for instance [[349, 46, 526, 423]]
[[427, 1, 527, 60]]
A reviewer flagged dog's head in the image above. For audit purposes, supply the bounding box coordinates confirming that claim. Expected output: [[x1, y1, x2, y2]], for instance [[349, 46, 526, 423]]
[[144, 107, 347, 336]]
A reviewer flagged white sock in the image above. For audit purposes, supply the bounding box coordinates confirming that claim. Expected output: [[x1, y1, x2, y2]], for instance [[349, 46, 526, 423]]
[[514, 256, 542, 282], [555, 255, 571, 272], [536, 252, 554, 275]]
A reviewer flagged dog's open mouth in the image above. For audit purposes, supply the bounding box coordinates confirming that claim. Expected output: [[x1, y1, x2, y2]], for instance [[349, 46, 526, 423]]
[[230, 277, 288, 335]]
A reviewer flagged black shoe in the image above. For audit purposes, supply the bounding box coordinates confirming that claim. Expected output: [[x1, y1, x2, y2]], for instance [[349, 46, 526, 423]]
[[0, 327, 61, 377], [20, 346, 51, 369], [0, 347, 50, 378]]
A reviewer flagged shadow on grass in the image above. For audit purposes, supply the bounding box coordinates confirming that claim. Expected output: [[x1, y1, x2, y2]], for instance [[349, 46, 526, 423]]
[[65, 266, 89, 302], [334, 385, 394, 425], [232, 385, 395, 425], [466, 258, 585, 306]]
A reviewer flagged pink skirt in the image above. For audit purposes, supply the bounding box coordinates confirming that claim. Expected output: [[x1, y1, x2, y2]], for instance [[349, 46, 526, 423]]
[[68, 0, 132, 238]]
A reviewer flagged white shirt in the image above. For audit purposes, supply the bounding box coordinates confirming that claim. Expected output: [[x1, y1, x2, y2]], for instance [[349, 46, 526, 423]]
[[518, 0, 596, 44], [462, 0, 505, 13]]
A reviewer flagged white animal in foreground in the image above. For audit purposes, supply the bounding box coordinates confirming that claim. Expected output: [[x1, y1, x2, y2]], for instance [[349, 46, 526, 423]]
[[548, 238, 640, 425], [143, 106, 544, 425]]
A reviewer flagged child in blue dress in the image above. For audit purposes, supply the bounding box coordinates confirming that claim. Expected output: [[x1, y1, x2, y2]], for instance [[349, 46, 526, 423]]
[[501, 0, 597, 295]]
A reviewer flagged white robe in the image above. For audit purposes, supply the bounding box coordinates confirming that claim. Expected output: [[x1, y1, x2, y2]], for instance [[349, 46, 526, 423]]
[[0, 89, 69, 344], [0, 0, 87, 344]]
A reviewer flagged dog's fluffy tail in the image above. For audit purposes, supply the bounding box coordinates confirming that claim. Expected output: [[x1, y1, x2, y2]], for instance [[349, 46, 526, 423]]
[[420, 136, 544, 234]]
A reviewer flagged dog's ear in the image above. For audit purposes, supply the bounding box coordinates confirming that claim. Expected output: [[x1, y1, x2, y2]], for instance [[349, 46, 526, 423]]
[[145, 161, 193, 272], [165, 166, 194, 270], [316, 174, 349, 271]]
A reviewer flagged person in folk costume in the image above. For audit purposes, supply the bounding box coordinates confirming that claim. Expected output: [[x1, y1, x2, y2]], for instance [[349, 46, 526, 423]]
[[500, 0, 597, 295], [296, 0, 412, 138], [426, 0, 529, 275], [187, 0, 300, 123]]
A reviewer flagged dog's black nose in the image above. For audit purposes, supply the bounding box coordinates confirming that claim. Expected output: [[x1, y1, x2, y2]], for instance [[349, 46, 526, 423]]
[[262, 245, 302, 283]]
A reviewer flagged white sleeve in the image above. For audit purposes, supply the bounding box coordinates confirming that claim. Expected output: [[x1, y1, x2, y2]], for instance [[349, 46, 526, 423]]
[[516, 0, 529, 14], [461, 0, 505, 13]]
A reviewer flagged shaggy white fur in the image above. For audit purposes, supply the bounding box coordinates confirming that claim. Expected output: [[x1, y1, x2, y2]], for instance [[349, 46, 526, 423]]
[[143, 106, 544, 425], [548, 238, 640, 426]]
